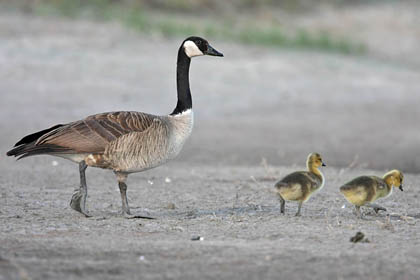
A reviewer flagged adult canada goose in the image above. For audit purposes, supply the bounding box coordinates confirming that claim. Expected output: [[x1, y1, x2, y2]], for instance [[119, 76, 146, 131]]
[[274, 153, 326, 216], [7, 36, 223, 218], [340, 170, 403, 218]]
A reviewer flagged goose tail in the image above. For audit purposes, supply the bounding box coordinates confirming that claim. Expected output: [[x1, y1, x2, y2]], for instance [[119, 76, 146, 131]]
[[6, 124, 67, 159]]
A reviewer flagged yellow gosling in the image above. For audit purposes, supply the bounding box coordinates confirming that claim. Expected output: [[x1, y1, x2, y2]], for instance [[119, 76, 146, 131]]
[[274, 153, 326, 216], [340, 169, 404, 218]]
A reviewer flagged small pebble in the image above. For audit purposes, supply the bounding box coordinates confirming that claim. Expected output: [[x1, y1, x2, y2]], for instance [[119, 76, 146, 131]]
[[350, 231, 370, 243], [191, 235, 204, 241], [166, 202, 176, 210], [52, 161, 58, 166], [165, 177, 171, 183]]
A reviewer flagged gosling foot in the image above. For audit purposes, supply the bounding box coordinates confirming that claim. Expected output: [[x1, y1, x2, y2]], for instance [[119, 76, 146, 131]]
[[365, 203, 387, 214], [374, 206, 387, 213]]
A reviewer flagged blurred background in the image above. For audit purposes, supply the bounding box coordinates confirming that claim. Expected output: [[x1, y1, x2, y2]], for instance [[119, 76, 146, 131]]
[[1, 0, 419, 172]]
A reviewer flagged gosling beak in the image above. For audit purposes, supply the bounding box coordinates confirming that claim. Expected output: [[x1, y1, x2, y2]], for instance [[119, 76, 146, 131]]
[[399, 185, 403, 191], [322, 163, 326, 167], [205, 45, 224, 57]]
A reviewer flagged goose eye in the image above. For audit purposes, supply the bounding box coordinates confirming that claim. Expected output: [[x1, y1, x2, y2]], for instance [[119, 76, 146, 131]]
[[196, 40, 202, 46]]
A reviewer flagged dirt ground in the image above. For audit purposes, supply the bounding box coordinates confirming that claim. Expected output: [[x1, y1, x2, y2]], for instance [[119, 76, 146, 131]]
[[1, 11, 420, 280]]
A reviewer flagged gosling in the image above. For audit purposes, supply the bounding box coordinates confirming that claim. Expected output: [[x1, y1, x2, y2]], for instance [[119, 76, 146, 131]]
[[340, 170, 404, 217], [274, 153, 326, 216]]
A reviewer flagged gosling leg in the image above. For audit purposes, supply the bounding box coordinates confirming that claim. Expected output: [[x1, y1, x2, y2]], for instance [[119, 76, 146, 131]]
[[295, 201, 303, 216], [115, 172, 155, 219], [354, 205, 363, 218], [365, 203, 387, 213], [70, 161, 91, 217], [278, 193, 285, 214]]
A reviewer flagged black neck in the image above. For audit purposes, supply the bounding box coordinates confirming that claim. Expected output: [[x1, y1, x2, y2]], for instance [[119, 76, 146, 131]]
[[171, 47, 192, 115]]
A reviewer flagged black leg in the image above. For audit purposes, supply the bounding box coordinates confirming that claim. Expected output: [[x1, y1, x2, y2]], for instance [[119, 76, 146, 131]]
[[70, 161, 91, 217], [115, 172, 155, 219], [278, 193, 285, 214], [355, 205, 362, 218], [295, 201, 303, 216], [118, 181, 131, 215]]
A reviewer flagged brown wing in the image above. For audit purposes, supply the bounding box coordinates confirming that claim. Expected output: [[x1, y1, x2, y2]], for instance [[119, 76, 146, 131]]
[[36, 111, 157, 154]]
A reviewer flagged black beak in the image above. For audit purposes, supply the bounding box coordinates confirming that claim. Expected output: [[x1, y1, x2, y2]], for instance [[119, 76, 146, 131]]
[[205, 45, 223, 57], [322, 163, 326, 167], [399, 185, 403, 191]]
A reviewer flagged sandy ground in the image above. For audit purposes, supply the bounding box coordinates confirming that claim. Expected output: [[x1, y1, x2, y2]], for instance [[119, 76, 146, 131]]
[[1, 12, 420, 280]]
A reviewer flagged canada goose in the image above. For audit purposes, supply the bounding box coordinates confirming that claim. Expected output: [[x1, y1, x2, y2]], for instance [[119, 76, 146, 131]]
[[274, 153, 326, 216], [7, 36, 223, 218], [340, 170, 403, 218]]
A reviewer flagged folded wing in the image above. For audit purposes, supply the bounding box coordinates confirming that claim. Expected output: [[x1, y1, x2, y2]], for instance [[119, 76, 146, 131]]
[[7, 111, 156, 159]]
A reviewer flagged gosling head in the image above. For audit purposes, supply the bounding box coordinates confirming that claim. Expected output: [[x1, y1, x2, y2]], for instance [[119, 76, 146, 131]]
[[181, 36, 224, 58], [383, 169, 404, 191], [306, 152, 326, 170]]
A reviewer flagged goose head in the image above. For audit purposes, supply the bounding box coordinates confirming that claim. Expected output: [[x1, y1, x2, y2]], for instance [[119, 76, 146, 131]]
[[182, 36, 224, 58], [384, 169, 404, 191], [307, 152, 326, 170]]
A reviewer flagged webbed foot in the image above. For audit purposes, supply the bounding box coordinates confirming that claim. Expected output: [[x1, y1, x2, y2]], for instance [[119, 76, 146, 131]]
[[70, 189, 91, 217], [374, 206, 387, 213], [123, 212, 155, 219], [365, 203, 387, 214]]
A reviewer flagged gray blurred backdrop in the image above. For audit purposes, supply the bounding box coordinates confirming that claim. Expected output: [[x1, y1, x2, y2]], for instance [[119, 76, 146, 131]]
[[1, 0, 419, 172]]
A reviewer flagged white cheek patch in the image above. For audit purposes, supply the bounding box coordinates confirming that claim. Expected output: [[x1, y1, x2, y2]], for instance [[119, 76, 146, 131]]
[[183, 40, 204, 58]]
